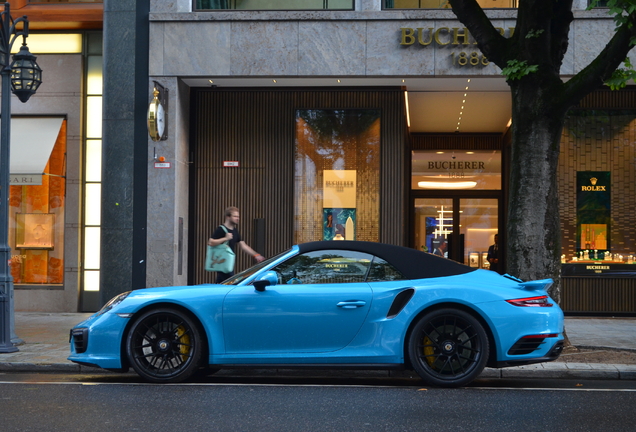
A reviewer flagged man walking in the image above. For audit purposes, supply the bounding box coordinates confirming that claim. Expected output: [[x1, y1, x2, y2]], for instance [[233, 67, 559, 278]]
[[209, 206, 265, 283]]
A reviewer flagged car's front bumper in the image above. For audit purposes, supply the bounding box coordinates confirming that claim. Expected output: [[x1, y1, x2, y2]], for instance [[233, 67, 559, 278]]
[[68, 312, 130, 370]]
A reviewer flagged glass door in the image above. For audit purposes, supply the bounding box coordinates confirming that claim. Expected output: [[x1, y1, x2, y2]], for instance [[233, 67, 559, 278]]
[[412, 196, 500, 269], [414, 199, 453, 257], [460, 198, 499, 271]]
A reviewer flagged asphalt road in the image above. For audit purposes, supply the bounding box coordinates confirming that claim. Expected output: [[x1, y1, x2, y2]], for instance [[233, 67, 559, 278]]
[[1, 373, 636, 432]]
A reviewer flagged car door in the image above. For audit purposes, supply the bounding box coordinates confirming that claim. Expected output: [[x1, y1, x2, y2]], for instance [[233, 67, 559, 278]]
[[222, 249, 374, 354]]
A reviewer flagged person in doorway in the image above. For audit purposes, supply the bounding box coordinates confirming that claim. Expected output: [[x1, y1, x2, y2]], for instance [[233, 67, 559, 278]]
[[433, 239, 447, 258], [209, 206, 265, 283], [487, 234, 500, 273]]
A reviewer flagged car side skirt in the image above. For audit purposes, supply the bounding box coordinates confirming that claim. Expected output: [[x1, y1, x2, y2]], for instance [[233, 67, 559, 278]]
[[206, 363, 405, 370]]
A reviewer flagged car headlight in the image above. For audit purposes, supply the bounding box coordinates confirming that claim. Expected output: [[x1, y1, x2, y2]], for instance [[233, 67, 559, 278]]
[[95, 291, 131, 316]]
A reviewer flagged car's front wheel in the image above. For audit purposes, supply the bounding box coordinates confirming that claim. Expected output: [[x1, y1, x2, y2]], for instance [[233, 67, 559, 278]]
[[126, 308, 203, 383], [408, 308, 489, 387]]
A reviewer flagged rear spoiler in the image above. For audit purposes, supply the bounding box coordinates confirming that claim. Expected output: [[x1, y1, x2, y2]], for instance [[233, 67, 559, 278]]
[[518, 278, 554, 291]]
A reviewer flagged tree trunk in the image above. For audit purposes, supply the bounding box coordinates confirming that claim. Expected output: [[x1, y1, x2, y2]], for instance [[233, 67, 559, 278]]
[[507, 82, 565, 302]]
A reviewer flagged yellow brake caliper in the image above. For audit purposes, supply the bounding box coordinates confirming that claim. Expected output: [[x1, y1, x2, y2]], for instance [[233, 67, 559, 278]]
[[423, 336, 435, 367], [176, 325, 191, 361]]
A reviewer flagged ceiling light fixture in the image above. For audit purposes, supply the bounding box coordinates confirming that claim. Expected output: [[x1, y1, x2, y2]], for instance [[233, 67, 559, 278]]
[[418, 181, 477, 189], [404, 90, 411, 128]]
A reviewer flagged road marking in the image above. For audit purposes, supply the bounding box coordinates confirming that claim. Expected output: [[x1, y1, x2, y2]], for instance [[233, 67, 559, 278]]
[[469, 386, 636, 392], [0, 381, 635, 391]]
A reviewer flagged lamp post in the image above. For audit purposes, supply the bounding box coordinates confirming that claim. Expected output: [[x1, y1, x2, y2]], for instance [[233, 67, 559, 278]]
[[0, 2, 42, 353]]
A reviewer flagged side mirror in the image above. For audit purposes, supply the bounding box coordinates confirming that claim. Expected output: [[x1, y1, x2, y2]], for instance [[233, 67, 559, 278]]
[[253, 280, 270, 292], [254, 271, 278, 292]]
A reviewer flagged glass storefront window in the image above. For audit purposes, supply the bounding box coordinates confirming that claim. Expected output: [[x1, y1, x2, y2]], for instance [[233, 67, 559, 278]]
[[9, 119, 67, 287], [195, 0, 354, 10], [294, 109, 380, 244], [560, 111, 636, 267], [412, 150, 501, 190], [385, 0, 517, 8], [588, 1, 609, 7]]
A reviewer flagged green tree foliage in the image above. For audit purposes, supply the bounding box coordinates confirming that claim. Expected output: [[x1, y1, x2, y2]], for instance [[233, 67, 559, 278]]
[[589, 0, 636, 89], [502, 60, 539, 81]]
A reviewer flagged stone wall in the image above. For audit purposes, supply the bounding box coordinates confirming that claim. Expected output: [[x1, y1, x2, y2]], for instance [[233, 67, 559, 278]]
[[148, 10, 628, 79]]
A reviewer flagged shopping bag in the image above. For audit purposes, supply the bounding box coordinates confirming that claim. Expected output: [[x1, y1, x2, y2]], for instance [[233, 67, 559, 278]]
[[205, 225, 235, 273], [205, 243, 235, 273]]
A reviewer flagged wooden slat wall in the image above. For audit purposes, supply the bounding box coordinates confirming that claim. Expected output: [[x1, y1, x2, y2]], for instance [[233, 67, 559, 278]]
[[577, 87, 636, 109], [562, 278, 636, 313], [189, 88, 407, 284]]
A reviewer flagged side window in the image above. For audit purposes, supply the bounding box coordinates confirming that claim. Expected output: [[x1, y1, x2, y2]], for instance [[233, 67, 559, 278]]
[[272, 250, 373, 284], [367, 257, 406, 282]]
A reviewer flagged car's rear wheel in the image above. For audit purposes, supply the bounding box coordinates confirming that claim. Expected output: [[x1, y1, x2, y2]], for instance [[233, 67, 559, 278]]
[[408, 308, 489, 387], [126, 308, 203, 383]]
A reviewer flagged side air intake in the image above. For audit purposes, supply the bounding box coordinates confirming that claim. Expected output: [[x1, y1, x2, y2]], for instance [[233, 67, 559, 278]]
[[386, 288, 415, 319]]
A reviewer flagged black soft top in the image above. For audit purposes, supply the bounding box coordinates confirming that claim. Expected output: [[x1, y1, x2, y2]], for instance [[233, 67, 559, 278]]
[[297, 241, 475, 280]]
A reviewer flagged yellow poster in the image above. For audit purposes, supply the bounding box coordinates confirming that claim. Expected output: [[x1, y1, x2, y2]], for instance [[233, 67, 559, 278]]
[[323, 170, 356, 208]]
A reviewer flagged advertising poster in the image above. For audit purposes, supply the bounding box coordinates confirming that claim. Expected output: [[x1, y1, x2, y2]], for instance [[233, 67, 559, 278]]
[[323, 208, 356, 241], [323, 170, 356, 241], [576, 171, 611, 251]]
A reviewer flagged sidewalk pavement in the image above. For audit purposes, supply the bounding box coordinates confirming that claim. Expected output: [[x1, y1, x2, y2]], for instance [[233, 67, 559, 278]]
[[1, 312, 635, 380]]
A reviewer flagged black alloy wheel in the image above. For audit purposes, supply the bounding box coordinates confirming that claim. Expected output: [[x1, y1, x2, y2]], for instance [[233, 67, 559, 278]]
[[126, 308, 204, 383], [408, 308, 489, 387]]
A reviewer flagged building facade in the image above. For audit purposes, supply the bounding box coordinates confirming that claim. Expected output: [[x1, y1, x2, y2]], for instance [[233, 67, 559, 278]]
[[9, 1, 635, 313]]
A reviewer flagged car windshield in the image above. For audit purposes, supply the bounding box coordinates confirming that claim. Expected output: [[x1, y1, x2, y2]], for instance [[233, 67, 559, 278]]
[[221, 249, 292, 285]]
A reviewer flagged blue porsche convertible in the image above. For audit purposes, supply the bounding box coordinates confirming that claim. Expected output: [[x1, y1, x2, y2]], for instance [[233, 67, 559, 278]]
[[69, 241, 564, 387]]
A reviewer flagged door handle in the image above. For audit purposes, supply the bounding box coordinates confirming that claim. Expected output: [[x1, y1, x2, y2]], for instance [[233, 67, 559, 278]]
[[337, 300, 367, 309]]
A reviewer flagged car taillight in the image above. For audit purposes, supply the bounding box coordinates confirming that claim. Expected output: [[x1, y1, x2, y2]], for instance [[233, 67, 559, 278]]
[[506, 295, 553, 307]]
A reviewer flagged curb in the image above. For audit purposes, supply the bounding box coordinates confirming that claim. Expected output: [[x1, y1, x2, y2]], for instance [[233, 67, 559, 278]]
[[1, 362, 636, 380], [0, 362, 107, 374], [573, 345, 636, 353]]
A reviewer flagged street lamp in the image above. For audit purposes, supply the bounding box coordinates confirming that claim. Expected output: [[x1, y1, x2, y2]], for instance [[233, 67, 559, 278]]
[[1, 3, 42, 353]]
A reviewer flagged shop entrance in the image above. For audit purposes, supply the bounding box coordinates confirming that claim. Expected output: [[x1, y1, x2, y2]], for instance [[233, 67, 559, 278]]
[[412, 194, 501, 268], [410, 147, 503, 268]]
